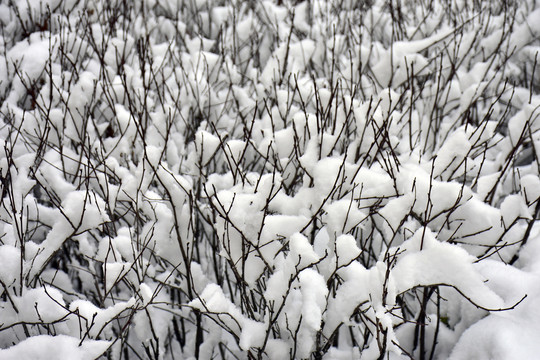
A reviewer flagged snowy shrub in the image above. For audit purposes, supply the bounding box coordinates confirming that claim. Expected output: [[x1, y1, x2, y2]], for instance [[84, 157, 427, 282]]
[[0, 0, 539, 359]]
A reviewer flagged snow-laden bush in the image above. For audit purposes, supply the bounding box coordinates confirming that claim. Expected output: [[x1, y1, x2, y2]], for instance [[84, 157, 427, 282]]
[[0, 0, 539, 359]]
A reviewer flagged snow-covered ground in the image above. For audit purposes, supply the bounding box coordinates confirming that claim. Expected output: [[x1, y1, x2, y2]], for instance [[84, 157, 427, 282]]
[[0, 0, 539, 359]]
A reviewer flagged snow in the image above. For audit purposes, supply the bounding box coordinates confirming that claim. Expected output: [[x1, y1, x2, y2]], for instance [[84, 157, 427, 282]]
[[224, 139, 246, 170], [261, 39, 316, 88], [28, 190, 109, 280], [1, 0, 539, 358], [195, 130, 220, 165], [103, 262, 131, 293], [289, 232, 320, 268], [500, 194, 531, 227], [449, 315, 540, 360], [448, 259, 540, 359], [324, 262, 371, 335], [5, 34, 51, 106], [392, 228, 504, 310], [0, 245, 20, 285], [190, 283, 267, 351], [298, 269, 328, 331], [444, 224, 540, 359], [68, 298, 136, 338], [190, 284, 242, 320], [0, 287, 68, 330], [239, 318, 266, 350], [265, 339, 290, 360], [335, 234, 362, 267], [264, 267, 289, 303], [377, 194, 415, 239], [324, 200, 366, 236], [0, 335, 110, 360]]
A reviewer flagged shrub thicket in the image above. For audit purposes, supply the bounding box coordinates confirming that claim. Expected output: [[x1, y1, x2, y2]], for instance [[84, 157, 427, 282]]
[[0, 0, 539, 359]]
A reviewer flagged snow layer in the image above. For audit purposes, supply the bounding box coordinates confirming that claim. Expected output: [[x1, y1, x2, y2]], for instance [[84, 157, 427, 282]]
[[0, 0, 539, 358], [0, 335, 110, 360]]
